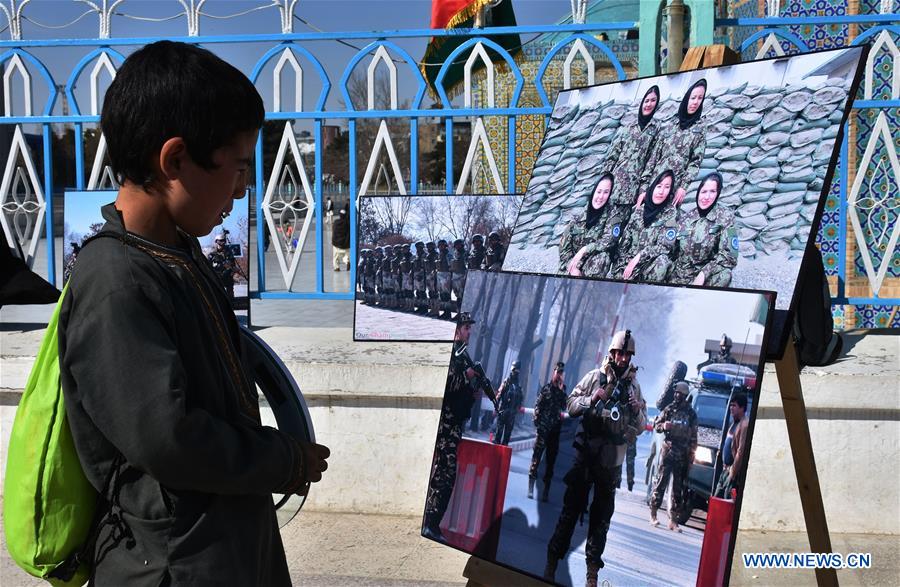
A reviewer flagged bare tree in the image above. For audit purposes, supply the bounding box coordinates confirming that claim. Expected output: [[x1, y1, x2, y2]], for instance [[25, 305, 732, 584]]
[[370, 196, 414, 238]]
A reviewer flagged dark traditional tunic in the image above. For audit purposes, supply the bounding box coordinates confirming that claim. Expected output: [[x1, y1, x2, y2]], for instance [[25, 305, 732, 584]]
[[59, 204, 303, 586]]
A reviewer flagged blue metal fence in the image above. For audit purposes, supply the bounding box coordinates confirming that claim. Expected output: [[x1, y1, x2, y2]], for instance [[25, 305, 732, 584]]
[[0, 22, 634, 299]]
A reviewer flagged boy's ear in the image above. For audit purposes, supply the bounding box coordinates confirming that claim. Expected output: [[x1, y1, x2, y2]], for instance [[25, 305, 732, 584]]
[[158, 137, 188, 180]]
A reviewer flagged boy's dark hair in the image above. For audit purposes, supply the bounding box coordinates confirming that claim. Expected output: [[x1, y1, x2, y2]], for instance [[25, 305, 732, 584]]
[[101, 41, 264, 187], [731, 394, 748, 410]]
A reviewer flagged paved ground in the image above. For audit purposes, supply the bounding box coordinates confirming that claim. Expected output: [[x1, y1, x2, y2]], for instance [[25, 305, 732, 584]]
[[354, 301, 457, 341]]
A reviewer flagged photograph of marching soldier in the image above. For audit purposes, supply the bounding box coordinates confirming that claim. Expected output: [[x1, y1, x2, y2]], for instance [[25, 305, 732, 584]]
[[354, 194, 521, 341], [503, 47, 865, 313], [420, 270, 772, 587]]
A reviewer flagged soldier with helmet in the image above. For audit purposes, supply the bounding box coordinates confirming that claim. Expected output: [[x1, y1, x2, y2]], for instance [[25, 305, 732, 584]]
[[468, 234, 486, 270], [364, 248, 377, 305], [545, 330, 647, 587], [483, 231, 505, 271], [357, 248, 370, 303], [373, 247, 385, 306], [697, 333, 738, 371], [400, 243, 413, 311], [425, 241, 440, 316], [208, 230, 237, 301], [423, 313, 496, 543], [381, 245, 395, 307], [649, 381, 698, 532], [493, 361, 524, 446], [450, 238, 468, 314], [391, 244, 403, 309], [412, 241, 428, 313], [529, 361, 568, 501], [436, 239, 453, 318]]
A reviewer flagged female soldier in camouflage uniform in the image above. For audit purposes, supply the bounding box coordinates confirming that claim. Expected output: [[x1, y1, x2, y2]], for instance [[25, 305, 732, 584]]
[[671, 172, 739, 286], [611, 169, 681, 282], [638, 79, 709, 207], [558, 173, 626, 278], [599, 85, 661, 219]]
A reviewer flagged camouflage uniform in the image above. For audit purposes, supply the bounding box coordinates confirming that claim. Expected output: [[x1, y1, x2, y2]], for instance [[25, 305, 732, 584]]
[[373, 248, 385, 305], [671, 205, 739, 287], [601, 120, 661, 221], [649, 398, 698, 522], [357, 249, 369, 301], [493, 371, 523, 446], [400, 245, 413, 311], [547, 361, 646, 570], [381, 247, 395, 306], [640, 121, 708, 198], [468, 235, 486, 270], [436, 241, 453, 316], [529, 380, 568, 486], [425, 242, 440, 316], [423, 339, 477, 532], [391, 245, 403, 309], [450, 239, 467, 313], [610, 204, 681, 282], [483, 233, 505, 271], [558, 209, 628, 278], [207, 246, 237, 300], [412, 242, 428, 313]]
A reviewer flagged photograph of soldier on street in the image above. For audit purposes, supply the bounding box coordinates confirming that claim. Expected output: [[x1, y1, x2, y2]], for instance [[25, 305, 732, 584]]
[[421, 271, 772, 587], [354, 193, 521, 341], [503, 47, 864, 311], [63, 191, 251, 324]]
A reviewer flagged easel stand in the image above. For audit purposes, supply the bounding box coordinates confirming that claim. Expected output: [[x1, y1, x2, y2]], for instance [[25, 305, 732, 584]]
[[774, 343, 837, 587], [461, 45, 838, 587]]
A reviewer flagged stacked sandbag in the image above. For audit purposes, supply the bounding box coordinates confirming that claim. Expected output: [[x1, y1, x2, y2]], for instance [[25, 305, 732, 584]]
[[512, 77, 851, 263]]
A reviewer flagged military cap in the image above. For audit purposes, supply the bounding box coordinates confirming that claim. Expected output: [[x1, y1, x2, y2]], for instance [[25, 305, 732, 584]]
[[457, 311, 476, 325]]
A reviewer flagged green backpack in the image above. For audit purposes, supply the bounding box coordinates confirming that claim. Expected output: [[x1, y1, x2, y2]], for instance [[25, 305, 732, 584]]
[[3, 282, 97, 586]]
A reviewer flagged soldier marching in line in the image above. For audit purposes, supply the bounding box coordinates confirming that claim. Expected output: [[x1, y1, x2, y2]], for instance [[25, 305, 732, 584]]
[[697, 333, 739, 371], [357, 248, 369, 303], [400, 244, 413, 311], [529, 361, 567, 502], [422, 313, 497, 543], [425, 241, 440, 317], [649, 381, 698, 532], [545, 331, 646, 587], [412, 241, 428, 314], [493, 361, 523, 446], [436, 239, 453, 319], [450, 239, 468, 314]]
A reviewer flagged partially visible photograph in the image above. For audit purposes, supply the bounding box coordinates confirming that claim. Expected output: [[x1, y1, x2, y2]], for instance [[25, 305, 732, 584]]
[[504, 47, 864, 313], [62, 191, 116, 284], [354, 194, 522, 342], [200, 197, 251, 324], [63, 191, 250, 324], [421, 271, 773, 587]]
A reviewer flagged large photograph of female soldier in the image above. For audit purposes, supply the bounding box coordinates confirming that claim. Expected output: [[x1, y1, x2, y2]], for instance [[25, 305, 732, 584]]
[[353, 193, 521, 341], [421, 271, 772, 587], [504, 47, 864, 311]]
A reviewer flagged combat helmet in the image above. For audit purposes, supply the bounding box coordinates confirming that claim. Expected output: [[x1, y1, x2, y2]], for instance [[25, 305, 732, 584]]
[[510, 360, 520, 371], [472, 233, 484, 246], [415, 241, 425, 253], [720, 334, 733, 349], [453, 238, 465, 249], [437, 239, 448, 249], [608, 329, 636, 355], [426, 241, 436, 252], [488, 231, 501, 243]]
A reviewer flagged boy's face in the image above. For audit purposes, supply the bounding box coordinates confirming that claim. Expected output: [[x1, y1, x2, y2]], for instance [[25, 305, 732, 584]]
[[167, 130, 257, 236]]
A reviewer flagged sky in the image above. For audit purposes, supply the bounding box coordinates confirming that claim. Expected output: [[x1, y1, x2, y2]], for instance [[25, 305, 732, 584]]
[[5, 1, 583, 116]]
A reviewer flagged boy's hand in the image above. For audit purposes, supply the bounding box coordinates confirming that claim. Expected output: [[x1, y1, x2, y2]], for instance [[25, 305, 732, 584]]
[[301, 441, 330, 483]]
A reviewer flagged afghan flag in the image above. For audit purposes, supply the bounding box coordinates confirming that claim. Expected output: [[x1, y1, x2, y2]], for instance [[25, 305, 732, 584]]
[[420, 0, 521, 103]]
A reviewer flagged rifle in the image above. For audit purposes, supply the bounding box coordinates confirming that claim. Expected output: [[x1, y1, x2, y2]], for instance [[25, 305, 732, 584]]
[[454, 343, 499, 411]]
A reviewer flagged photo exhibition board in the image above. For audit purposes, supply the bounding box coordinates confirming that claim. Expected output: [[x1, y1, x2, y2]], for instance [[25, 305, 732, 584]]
[[421, 271, 774, 587], [353, 193, 522, 342], [63, 190, 251, 325], [502, 47, 866, 357]]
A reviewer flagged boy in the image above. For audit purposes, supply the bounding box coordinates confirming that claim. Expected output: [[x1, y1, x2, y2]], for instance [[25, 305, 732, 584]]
[[59, 41, 329, 585]]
